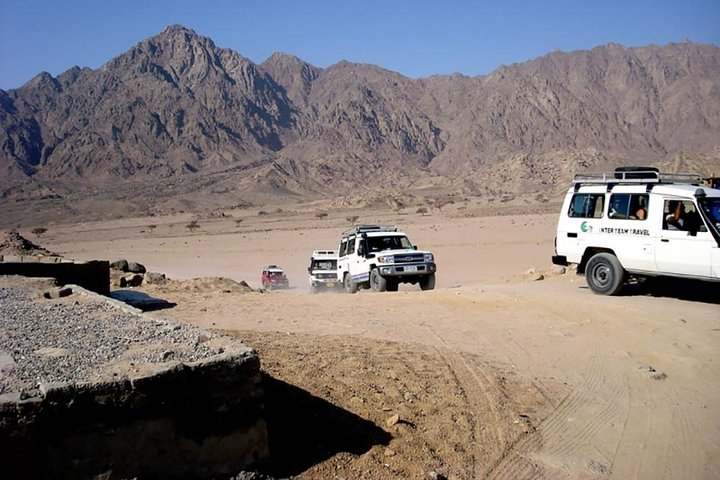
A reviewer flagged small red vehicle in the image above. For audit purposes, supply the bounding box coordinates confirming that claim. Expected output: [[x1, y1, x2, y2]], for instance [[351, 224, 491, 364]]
[[261, 265, 289, 289]]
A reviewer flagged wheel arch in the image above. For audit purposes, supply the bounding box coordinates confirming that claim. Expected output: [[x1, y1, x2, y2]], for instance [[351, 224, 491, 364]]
[[579, 247, 617, 274]]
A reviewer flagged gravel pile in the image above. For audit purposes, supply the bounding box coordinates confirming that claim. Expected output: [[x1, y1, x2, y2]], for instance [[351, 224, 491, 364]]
[[0, 282, 222, 396]]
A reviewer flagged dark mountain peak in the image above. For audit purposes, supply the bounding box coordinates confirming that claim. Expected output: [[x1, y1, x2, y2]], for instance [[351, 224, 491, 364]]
[[260, 52, 321, 104], [21, 71, 61, 92], [161, 24, 198, 37], [264, 52, 315, 69]]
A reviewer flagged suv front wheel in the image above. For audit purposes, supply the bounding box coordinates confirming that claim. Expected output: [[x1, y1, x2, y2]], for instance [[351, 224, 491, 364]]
[[585, 253, 625, 295], [419, 273, 436, 291], [370, 269, 387, 292]]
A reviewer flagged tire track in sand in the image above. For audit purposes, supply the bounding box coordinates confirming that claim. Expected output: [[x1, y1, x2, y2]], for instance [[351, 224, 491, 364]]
[[424, 324, 512, 480], [486, 346, 624, 479]]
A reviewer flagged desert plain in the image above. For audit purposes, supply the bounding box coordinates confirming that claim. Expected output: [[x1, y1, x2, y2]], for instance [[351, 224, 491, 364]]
[[18, 202, 720, 480]]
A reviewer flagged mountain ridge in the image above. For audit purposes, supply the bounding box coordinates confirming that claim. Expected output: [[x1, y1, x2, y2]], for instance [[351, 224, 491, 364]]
[[1, 25, 718, 225]]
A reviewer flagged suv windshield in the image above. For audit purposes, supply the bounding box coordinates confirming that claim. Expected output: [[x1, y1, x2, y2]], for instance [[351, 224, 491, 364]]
[[699, 197, 720, 235], [367, 235, 413, 252]]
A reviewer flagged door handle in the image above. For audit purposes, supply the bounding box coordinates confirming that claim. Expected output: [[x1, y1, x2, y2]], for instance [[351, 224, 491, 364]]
[[661, 239, 669, 243]]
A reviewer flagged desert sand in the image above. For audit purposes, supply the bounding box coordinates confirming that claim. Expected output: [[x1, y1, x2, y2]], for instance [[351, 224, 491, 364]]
[[29, 205, 720, 479]]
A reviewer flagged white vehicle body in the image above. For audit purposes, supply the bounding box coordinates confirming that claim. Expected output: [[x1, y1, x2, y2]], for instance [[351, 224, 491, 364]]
[[308, 250, 340, 293], [337, 225, 437, 293], [552, 168, 720, 295]]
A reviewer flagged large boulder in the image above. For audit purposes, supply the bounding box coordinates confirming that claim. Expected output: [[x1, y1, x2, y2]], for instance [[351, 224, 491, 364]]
[[127, 261, 147, 274], [110, 259, 129, 272], [144, 272, 167, 285], [119, 273, 144, 287]]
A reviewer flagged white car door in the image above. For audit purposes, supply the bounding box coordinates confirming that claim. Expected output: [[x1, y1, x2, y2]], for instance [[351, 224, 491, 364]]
[[655, 229, 713, 278]]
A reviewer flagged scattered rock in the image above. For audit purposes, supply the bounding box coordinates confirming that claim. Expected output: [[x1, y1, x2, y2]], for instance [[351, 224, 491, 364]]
[[385, 414, 400, 427], [110, 259, 129, 271], [551, 265, 567, 275], [43, 286, 73, 299], [144, 272, 167, 285], [120, 274, 144, 287], [588, 459, 609, 475], [639, 364, 667, 380], [428, 471, 448, 480], [127, 261, 146, 274]]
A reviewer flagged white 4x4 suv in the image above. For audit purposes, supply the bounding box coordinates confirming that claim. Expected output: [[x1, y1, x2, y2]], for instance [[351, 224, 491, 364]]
[[552, 167, 720, 295], [338, 225, 437, 293]]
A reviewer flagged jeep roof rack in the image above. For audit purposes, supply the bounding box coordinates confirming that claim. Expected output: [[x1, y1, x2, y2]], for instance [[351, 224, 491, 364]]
[[341, 225, 398, 236], [312, 250, 338, 257], [573, 170, 703, 187]]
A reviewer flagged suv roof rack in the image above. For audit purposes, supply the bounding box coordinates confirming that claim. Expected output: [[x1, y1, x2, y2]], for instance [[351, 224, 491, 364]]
[[342, 225, 398, 236], [573, 170, 703, 187]]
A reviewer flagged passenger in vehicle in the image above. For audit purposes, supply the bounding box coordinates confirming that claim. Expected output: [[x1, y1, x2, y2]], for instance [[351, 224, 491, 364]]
[[634, 197, 647, 220], [665, 200, 685, 230]]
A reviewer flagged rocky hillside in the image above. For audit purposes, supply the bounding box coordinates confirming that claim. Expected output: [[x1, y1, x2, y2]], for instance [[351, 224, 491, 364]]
[[1, 25, 719, 223]]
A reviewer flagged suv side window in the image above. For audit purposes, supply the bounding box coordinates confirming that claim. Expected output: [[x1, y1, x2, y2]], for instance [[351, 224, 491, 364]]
[[568, 193, 604, 218], [609, 193, 648, 220], [339, 239, 347, 257], [347, 236, 356, 255]]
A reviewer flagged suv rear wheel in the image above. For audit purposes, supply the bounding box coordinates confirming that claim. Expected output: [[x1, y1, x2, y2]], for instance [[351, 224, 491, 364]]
[[370, 269, 387, 292], [344, 273, 358, 294], [586, 253, 625, 295]]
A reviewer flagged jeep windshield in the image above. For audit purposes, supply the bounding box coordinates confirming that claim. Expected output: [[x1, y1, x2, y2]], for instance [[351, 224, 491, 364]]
[[367, 235, 413, 252], [699, 197, 720, 235], [311, 260, 337, 270]]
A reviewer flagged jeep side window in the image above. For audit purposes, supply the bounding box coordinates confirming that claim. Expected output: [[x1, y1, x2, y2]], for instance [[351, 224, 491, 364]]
[[347, 236, 356, 255], [607, 193, 649, 220], [339, 239, 347, 257], [568, 193, 604, 218], [609, 194, 631, 219], [631, 195, 649, 220], [665, 200, 705, 232]]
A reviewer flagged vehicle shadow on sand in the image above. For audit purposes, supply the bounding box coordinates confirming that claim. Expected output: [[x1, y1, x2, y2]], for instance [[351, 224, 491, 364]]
[[620, 278, 720, 304], [257, 374, 392, 477]]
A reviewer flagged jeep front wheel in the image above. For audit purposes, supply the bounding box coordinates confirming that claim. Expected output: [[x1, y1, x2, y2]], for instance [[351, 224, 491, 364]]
[[585, 253, 625, 295], [419, 273, 436, 291], [370, 269, 387, 292], [344, 273, 358, 294]]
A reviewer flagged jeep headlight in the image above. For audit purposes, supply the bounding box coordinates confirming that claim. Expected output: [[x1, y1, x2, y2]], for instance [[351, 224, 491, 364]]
[[424, 253, 434, 262], [377, 255, 394, 264]]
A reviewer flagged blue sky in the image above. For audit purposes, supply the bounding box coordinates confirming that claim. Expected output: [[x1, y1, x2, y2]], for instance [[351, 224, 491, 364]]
[[1, 0, 718, 90]]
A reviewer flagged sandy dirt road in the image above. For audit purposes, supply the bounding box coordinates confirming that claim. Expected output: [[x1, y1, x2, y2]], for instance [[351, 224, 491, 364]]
[[38, 210, 720, 479]]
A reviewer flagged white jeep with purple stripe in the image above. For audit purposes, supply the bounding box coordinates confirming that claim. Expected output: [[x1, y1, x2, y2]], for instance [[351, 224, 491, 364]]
[[337, 225, 437, 293]]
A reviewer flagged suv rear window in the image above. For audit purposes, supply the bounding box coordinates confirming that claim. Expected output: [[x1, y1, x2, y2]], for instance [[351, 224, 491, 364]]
[[568, 193, 604, 218]]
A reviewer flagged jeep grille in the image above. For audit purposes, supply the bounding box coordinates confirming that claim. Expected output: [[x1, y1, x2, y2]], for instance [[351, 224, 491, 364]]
[[393, 253, 425, 264]]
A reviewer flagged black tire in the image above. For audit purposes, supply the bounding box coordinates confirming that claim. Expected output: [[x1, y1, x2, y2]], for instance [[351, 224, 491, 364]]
[[419, 273, 436, 291], [370, 269, 388, 292], [585, 253, 625, 295], [344, 273, 358, 294]]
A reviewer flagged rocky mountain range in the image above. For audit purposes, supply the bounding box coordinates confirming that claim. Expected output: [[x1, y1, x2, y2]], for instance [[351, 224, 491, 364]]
[[1, 25, 719, 224]]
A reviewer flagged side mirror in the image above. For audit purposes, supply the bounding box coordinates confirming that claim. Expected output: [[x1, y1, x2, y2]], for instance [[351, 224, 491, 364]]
[[413, 245, 418, 250]]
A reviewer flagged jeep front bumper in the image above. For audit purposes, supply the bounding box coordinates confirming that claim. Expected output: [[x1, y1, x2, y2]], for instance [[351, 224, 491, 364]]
[[377, 262, 437, 277]]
